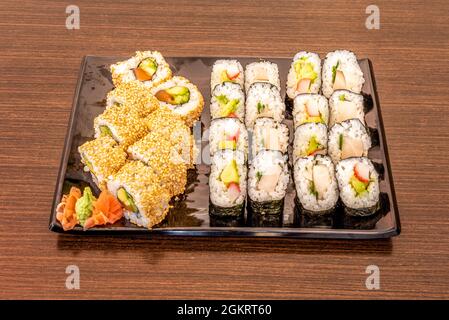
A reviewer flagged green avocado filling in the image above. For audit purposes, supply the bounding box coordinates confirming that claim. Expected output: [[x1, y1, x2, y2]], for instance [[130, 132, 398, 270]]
[[138, 58, 158, 77], [99, 125, 113, 137], [306, 135, 322, 155], [294, 57, 318, 84], [350, 175, 369, 196], [75, 187, 96, 227], [339, 94, 346, 101], [256, 171, 263, 183], [165, 86, 190, 105], [338, 134, 344, 150], [216, 94, 239, 117], [219, 159, 239, 187], [309, 181, 318, 199], [220, 70, 232, 83], [117, 187, 138, 213], [257, 102, 266, 113], [305, 114, 324, 124], [332, 61, 340, 84]]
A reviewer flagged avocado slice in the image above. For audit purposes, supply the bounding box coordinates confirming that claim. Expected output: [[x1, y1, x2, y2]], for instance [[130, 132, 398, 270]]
[[220, 70, 231, 83], [219, 159, 239, 187], [332, 61, 340, 84], [117, 187, 138, 213], [165, 86, 190, 105], [294, 58, 318, 83], [306, 135, 322, 155], [350, 176, 369, 196], [220, 99, 239, 117], [138, 58, 158, 78], [338, 134, 344, 150], [305, 116, 323, 124], [218, 140, 237, 150], [99, 125, 113, 137]]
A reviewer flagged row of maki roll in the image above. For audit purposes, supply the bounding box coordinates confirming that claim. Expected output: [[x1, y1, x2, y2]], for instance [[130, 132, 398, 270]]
[[290, 50, 379, 217], [245, 61, 289, 217], [209, 60, 248, 216]]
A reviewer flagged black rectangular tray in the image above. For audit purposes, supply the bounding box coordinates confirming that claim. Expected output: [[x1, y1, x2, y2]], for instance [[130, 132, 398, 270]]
[[49, 55, 400, 239]]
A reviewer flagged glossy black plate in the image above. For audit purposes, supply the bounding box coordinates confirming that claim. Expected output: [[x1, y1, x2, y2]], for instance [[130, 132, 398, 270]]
[[49, 56, 400, 239]]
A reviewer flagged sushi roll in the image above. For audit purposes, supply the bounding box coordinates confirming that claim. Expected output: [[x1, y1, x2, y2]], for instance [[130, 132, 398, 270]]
[[209, 150, 247, 216], [293, 93, 329, 128], [322, 50, 365, 98], [286, 51, 321, 100], [210, 60, 244, 93], [248, 150, 289, 216], [107, 161, 172, 229], [335, 157, 380, 216], [106, 80, 159, 118], [245, 61, 281, 92], [210, 82, 245, 121], [328, 119, 371, 163], [294, 155, 339, 215], [245, 82, 285, 129], [251, 118, 289, 158], [110, 51, 172, 88], [329, 90, 365, 127], [127, 132, 189, 197], [151, 76, 204, 127], [209, 118, 248, 156], [78, 135, 127, 190], [94, 104, 149, 148], [293, 123, 328, 162]]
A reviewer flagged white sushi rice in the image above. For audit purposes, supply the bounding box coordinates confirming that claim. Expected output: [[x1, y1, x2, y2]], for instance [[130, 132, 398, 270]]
[[328, 119, 372, 164], [210, 82, 245, 121], [245, 82, 285, 129], [293, 94, 329, 128], [294, 155, 339, 212], [328, 90, 365, 127], [293, 123, 328, 162], [335, 157, 379, 209], [150, 76, 204, 126], [322, 50, 365, 98], [209, 118, 248, 156], [110, 51, 172, 88], [248, 150, 289, 202], [245, 61, 281, 92], [210, 60, 244, 94], [286, 51, 322, 99], [251, 118, 289, 159], [209, 150, 247, 207]]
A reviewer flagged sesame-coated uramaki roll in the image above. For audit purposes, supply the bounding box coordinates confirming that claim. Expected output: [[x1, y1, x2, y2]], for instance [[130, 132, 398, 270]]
[[78, 135, 127, 190]]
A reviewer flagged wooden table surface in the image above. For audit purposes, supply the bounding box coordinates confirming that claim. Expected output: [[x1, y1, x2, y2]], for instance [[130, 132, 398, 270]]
[[1, 0, 448, 299]]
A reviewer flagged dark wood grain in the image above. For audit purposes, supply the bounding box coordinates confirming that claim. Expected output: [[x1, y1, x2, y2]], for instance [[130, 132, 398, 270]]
[[0, 0, 448, 299]]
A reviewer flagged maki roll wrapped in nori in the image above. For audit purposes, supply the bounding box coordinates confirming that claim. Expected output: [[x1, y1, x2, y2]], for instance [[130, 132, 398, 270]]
[[210, 60, 244, 94], [151, 76, 204, 127], [107, 160, 172, 229], [94, 104, 149, 148], [292, 93, 329, 128], [322, 50, 365, 98], [335, 157, 380, 216], [286, 52, 321, 100], [209, 118, 248, 156], [106, 80, 159, 118], [209, 150, 247, 217], [78, 135, 127, 190], [110, 51, 172, 88], [247, 150, 289, 216], [210, 82, 245, 121], [328, 90, 365, 127], [293, 155, 339, 215], [293, 122, 328, 162], [245, 82, 285, 129], [244, 61, 281, 92], [328, 119, 371, 164], [251, 118, 289, 159]]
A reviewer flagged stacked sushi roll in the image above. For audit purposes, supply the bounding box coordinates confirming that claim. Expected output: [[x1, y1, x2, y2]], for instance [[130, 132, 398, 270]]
[[209, 60, 248, 216], [75, 51, 203, 230], [291, 50, 379, 217]]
